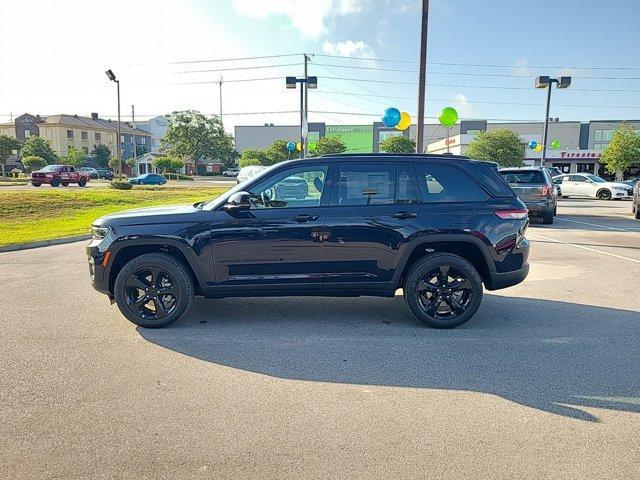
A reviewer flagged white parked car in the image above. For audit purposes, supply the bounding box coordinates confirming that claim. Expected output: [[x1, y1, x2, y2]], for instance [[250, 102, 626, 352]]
[[237, 165, 268, 184], [222, 168, 239, 177], [552, 173, 632, 200]]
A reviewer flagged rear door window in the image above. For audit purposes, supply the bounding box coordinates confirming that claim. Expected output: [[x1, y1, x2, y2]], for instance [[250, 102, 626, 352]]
[[415, 163, 489, 203]]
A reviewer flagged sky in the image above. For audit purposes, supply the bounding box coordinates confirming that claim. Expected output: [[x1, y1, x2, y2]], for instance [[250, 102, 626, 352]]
[[1, 0, 639, 133]]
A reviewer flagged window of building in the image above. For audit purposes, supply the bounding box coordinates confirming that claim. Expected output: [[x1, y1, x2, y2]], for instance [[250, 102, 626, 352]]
[[107, 133, 113, 142], [82, 147, 89, 154], [81, 131, 88, 140], [120, 135, 125, 143], [415, 164, 489, 203], [67, 130, 74, 139], [24, 129, 31, 138], [594, 129, 613, 142], [139, 137, 146, 145], [577, 163, 595, 173], [95, 132, 101, 141], [249, 165, 328, 209], [337, 164, 395, 206]]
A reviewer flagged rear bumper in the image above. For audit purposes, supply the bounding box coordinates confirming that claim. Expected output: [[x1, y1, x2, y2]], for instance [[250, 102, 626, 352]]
[[486, 263, 530, 290], [524, 201, 554, 216]]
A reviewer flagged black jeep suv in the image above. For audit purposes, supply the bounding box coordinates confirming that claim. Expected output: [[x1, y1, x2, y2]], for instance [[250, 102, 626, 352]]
[[87, 154, 530, 329]]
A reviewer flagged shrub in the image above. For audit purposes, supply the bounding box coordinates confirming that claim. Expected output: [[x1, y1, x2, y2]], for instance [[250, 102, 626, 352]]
[[165, 173, 193, 181], [239, 157, 262, 168], [110, 180, 132, 190], [22, 155, 47, 172]]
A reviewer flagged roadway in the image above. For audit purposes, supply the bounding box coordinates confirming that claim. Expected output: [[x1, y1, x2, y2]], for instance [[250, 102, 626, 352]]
[[1, 199, 638, 479]]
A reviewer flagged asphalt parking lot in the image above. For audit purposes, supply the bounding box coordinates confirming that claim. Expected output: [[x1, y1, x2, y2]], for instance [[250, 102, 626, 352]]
[[1, 198, 639, 479], [0, 176, 236, 191]]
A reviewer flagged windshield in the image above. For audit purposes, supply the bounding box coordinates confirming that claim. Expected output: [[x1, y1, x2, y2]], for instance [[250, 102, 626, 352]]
[[585, 174, 606, 183], [40, 165, 62, 172], [500, 170, 546, 184]]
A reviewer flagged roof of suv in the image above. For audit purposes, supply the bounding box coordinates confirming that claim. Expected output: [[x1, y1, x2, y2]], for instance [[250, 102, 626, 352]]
[[319, 153, 473, 162]]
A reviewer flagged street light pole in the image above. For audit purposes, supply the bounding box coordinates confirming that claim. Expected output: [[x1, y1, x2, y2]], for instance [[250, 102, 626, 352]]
[[303, 54, 310, 157], [541, 83, 553, 164], [535, 76, 571, 166], [286, 73, 317, 159], [416, 0, 430, 153]]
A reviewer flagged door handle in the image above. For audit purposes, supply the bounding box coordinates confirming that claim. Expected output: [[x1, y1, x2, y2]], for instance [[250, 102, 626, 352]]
[[390, 211, 418, 219], [291, 214, 319, 222]]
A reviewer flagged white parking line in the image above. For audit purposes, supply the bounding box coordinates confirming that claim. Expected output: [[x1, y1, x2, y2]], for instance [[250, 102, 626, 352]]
[[555, 217, 640, 232], [527, 232, 640, 264]]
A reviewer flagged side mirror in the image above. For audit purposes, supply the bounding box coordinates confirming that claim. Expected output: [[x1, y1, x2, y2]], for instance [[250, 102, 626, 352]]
[[224, 191, 251, 211]]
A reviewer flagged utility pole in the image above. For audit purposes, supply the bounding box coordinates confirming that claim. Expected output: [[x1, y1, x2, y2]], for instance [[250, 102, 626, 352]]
[[219, 76, 223, 124], [131, 105, 137, 175], [416, 0, 429, 153], [116, 80, 122, 180], [303, 54, 309, 157]]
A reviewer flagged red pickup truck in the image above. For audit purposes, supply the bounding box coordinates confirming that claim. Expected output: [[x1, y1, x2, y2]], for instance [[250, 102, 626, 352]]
[[30, 165, 91, 187]]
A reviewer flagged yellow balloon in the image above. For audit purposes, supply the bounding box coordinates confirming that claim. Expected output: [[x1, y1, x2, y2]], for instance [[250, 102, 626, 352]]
[[395, 111, 411, 131], [296, 142, 302, 151], [534, 144, 542, 152]]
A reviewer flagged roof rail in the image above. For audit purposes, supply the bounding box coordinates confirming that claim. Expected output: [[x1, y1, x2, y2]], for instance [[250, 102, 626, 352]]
[[319, 152, 471, 160]]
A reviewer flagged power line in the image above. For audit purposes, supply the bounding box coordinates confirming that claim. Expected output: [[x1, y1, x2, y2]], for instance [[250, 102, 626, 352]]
[[314, 62, 640, 80], [138, 63, 303, 76], [312, 53, 640, 70]]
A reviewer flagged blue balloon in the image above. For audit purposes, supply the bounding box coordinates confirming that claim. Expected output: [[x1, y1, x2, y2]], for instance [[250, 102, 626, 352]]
[[286, 141, 296, 152], [528, 140, 538, 150], [382, 107, 401, 128]]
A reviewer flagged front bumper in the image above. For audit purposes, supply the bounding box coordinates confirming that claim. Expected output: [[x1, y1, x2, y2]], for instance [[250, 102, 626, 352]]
[[87, 240, 112, 297]]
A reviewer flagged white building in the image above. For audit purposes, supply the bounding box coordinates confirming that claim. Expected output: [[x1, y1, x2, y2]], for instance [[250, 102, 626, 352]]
[[135, 116, 168, 153]]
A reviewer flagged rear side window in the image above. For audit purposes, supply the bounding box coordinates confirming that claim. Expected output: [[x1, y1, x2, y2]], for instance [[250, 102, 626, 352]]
[[337, 164, 395, 205], [415, 164, 489, 203], [500, 170, 546, 184]]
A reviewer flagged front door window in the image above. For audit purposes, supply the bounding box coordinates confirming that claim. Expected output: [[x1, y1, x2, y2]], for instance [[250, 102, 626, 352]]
[[249, 166, 328, 209]]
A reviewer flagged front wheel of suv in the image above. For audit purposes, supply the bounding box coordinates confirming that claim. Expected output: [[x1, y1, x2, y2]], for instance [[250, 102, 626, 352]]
[[403, 253, 483, 329], [114, 253, 194, 328]]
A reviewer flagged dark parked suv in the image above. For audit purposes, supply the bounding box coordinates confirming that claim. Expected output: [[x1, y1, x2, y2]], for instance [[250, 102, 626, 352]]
[[87, 154, 530, 329]]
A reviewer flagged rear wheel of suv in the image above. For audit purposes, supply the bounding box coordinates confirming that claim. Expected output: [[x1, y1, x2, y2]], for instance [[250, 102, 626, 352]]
[[403, 253, 483, 329], [542, 211, 554, 224], [114, 253, 194, 328]]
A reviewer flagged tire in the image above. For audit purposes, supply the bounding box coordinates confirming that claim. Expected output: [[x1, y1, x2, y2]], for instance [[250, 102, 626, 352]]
[[597, 189, 612, 200], [542, 211, 554, 224], [561, 195, 568, 199], [78, 178, 87, 187], [403, 253, 483, 329], [114, 253, 194, 328], [51, 177, 61, 187], [553, 205, 557, 216], [635, 204, 640, 220], [32, 183, 41, 187]]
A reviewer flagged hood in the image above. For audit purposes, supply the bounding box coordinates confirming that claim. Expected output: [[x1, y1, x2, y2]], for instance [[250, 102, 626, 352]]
[[93, 203, 203, 227], [608, 182, 630, 189]]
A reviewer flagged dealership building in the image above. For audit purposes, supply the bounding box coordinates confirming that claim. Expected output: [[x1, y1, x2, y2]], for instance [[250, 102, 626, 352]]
[[234, 119, 640, 177]]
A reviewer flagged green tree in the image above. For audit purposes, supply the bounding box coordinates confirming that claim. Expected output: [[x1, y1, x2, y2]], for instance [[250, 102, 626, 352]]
[[135, 144, 148, 157], [108, 156, 120, 172], [22, 155, 46, 172], [600, 123, 640, 181], [466, 129, 526, 167], [65, 146, 85, 167], [264, 139, 298, 165], [161, 110, 236, 168], [378, 136, 416, 154], [21, 136, 58, 164], [314, 136, 347, 156], [153, 155, 184, 173], [0, 135, 22, 177], [238, 157, 262, 168], [91, 144, 111, 167]]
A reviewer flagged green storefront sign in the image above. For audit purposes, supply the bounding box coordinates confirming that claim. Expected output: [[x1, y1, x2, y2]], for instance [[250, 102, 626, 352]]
[[326, 125, 373, 153]]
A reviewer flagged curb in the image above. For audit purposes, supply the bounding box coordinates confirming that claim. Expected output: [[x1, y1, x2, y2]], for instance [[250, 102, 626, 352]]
[[0, 234, 91, 253]]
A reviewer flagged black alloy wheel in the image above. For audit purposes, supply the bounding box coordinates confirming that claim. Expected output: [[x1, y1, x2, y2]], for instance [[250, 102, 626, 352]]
[[114, 253, 194, 327], [404, 253, 483, 328], [597, 189, 612, 200], [124, 267, 179, 321]]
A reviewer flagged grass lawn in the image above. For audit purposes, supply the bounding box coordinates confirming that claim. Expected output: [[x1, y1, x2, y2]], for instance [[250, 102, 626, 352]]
[[0, 177, 30, 186], [0, 186, 230, 247]]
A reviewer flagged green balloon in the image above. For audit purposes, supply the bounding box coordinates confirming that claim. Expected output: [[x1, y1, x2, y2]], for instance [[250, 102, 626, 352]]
[[551, 139, 561, 149], [308, 141, 317, 150], [439, 107, 458, 127]]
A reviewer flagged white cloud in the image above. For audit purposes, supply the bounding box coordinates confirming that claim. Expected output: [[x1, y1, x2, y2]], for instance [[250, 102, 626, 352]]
[[232, 0, 364, 39], [322, 40, 375, 59], [452, 93, 477, 119]]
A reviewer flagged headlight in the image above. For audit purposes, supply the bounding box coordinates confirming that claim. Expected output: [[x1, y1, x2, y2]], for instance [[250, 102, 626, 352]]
[[91, 226, 111, 240]]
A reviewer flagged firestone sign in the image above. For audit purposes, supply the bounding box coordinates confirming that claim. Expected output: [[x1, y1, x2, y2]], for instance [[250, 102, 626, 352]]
[[559, 151, 601, 159]]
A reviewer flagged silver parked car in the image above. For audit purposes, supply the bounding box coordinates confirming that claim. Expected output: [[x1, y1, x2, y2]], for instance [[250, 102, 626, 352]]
[[499, 167, 557, 224]]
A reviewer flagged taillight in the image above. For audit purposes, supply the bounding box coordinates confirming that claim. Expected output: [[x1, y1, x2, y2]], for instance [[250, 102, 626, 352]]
[[495, 209, 528, 220], [540, 186, 550, 197]]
